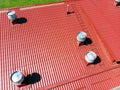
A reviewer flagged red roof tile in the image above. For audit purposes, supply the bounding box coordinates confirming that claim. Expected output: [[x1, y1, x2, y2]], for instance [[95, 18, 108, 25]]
[[1, 0, 120, 90]]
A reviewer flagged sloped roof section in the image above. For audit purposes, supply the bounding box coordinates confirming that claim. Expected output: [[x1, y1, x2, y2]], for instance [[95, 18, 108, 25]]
[[1, 0, 120, 90], [75, 0, 120, 60]]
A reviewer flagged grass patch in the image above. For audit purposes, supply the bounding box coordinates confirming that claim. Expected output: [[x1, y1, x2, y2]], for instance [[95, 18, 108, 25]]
[[0, 0, 61, 9]]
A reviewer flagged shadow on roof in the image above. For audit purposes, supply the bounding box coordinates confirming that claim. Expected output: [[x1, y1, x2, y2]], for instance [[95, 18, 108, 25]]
[[116, 60, 120, 64], [83, 37, 92, 45], [12, 17, 27, 24], [67, 11, 75, 15], [116, 2, 120, 6], [92, 56, 101, 65], [78, 38, 92, 46], [25, 72, 41, 85]]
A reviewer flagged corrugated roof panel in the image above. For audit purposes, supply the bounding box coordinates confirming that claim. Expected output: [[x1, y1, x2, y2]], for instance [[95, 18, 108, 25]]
[[1, 0, 120, 90], [76, 0, 120, 60]]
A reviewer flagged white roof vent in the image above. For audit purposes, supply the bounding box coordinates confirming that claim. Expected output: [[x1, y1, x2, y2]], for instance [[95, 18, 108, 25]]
[[115, 0, 120, 3], [7, 11, 17, 21], [10, 71, 25, 84], [85, 51, 97, 63], [115, 0, 120, 6], [77, 32, 87, 42]]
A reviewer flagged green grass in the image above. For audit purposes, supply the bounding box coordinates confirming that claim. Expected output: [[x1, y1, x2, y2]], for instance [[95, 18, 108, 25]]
[[0, 0, 61, 9]]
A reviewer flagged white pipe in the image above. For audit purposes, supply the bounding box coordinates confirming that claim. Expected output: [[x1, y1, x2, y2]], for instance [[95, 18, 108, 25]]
[[115, 0, 120, 3], [10, 71, 25, 84], [85, 51, 97, 63], [77, 32, 87, 42], [7, 11, 17, 21]]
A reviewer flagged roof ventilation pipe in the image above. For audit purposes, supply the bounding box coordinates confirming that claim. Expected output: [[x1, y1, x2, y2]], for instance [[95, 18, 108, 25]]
[[6, 11, 17, 21], [10, 71, 25, 86], [115, 0, 120, 6], [115, 0, 120, 3], [77, 32, 87, 42], [85, 51, 97, 63]]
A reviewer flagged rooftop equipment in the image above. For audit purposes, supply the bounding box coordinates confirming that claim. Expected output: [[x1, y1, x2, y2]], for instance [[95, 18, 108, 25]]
[[77, 32, 87, 43], [6, 11, 17, 21], [10, 71, 25, 85], [115, 0, 120, 6], [85, 51, 97, 63], [115, 0, 120, 3]]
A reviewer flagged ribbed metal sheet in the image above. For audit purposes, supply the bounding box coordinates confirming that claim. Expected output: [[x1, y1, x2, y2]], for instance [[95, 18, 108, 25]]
[[76, 0, 120, 60], [52, 66, 120, 90], [1, 1, 120, 90]]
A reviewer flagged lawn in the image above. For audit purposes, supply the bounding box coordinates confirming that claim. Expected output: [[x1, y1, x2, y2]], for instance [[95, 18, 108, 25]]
[[0, 0, 61, 9]]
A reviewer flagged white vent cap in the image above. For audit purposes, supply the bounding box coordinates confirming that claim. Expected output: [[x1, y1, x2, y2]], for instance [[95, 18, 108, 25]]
[[77, 32, 87, 42], [7, 11, 17, 21], [85, 51, 97, 63], [7, 11, 16, 16], [10, 71, 24, 84], [115, 0, 120, 2]]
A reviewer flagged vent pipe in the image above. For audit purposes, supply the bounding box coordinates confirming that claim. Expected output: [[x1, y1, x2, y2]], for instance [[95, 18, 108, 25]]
[[7, 11, 17, 21], [115, 0, 120, 3], [115, 0, 120, 6], [77, 32, 87, 43], [10, 71, 25, 85], [85, 51, 97, 63]]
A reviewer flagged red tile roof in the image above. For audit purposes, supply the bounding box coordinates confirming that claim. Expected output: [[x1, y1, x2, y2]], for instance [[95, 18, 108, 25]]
[[1, 0, 120, 90]]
